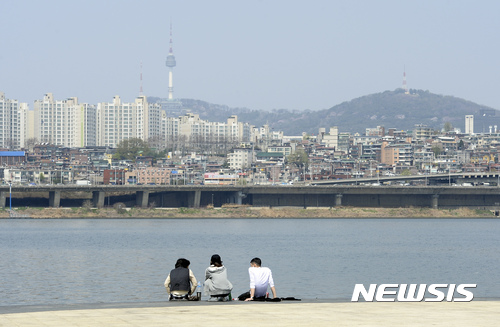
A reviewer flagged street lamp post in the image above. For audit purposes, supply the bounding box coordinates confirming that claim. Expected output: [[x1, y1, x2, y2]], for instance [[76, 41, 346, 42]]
[[448, 164, 451, 186], [377, 165, 380, 185], [355, 161, 358, 185], [425, 155, 428, 186], [9, 183, 12, 211]]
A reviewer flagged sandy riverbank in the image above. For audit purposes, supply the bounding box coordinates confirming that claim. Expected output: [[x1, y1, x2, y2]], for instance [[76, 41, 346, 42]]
[[1, 301, 499, 326], [0, 206, 497, 219]]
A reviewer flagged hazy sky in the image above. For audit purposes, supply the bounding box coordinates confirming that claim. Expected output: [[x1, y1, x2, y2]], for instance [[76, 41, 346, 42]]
[[1, 0, 499, 111]]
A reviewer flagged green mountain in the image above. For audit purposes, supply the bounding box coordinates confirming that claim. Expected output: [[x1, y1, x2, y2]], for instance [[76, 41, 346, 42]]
[[151, 89, 500, 135]]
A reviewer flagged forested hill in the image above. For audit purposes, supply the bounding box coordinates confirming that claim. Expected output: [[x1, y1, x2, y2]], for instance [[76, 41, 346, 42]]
[[150, 89, 500, 135]]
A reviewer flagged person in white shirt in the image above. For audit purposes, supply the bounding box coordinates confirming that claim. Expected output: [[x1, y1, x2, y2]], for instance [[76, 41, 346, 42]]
[[245, 257, 277, 301]]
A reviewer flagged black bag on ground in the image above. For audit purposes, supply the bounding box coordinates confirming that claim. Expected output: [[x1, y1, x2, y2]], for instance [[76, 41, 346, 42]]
[[237, 291, 300, 302], [237, 291, 251, 301], [280, 297, 301, 301], [265, 297, 281, 302]]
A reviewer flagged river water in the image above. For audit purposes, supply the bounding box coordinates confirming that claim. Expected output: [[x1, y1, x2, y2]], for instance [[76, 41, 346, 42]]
[[0, 218, 498, 306]]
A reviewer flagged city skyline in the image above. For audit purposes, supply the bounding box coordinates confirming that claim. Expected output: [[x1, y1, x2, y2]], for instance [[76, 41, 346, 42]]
[[1, 1, 500, 111]]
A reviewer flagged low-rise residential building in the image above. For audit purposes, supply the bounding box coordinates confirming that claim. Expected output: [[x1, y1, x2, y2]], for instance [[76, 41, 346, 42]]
[[413, 124, 433, 140], [381, 141, 413, 166], [227, 148, 253, 170], [204, 172, 238, 185], [136, 167, 171, 185], [256, 152, 285, 163], [3, 168, 73, 184], [0, 151, 26, 166], [268, 145, 293, 157], [103, 169, 127, 185]]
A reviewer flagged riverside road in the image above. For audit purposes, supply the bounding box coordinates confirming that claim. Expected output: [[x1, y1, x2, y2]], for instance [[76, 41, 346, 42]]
[[2, 183, 500, 210]]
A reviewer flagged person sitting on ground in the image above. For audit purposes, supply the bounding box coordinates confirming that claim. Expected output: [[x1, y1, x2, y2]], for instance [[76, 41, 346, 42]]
[[204, 254, 233, 300], [245, 257, 277, 301], [164, 258, 197, 300]]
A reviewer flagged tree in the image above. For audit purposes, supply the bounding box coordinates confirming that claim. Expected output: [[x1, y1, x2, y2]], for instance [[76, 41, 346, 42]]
[[401, 169, 411, 176], [25, 137, 39, 150], [113, 138, 153, 160], [82, 200, 93, 211], [443, 122, 453, 132], [147, 135, 165, 152], [4, 138, 18, 150], [431, 145, 442, 157], [287, 149, 309, 170]]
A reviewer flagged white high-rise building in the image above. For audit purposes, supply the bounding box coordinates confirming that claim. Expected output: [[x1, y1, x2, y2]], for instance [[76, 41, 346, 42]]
[[162, 113, 252, 142], [0, 92, 29, 149], [82, 103, 97, 147], [34, 93, 96, 147], [96, 95, 161, 147], [465, 115, 474, 135], [321, 126, 339, 149], [160, 113, 253, 152]]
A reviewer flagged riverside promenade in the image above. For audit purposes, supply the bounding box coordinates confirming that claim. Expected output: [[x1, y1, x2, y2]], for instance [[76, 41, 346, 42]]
[[1, 300, 499, 326]]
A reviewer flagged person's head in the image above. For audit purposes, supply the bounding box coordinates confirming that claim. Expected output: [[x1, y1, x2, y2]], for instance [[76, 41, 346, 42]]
[[250, 257, 261, 267], [210, 254, 222, 267], [175, 258, 190, 269]]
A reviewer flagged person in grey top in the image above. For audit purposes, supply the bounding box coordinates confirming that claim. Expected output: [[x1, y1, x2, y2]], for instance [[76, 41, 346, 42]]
[[204, 254, 233, 299]]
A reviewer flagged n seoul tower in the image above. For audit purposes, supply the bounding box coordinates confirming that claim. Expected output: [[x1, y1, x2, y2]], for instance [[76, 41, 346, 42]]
[[165, 23, 176, 100]]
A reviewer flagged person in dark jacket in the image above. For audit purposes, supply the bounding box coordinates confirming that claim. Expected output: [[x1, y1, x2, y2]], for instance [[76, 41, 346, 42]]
[[164, 258, 197, 300]]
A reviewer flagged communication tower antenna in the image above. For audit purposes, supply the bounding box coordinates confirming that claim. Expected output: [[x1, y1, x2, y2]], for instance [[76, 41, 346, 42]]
[[140, 61, 143, 96], [165, 22, 176, 100], [403, 66, 409, 94]]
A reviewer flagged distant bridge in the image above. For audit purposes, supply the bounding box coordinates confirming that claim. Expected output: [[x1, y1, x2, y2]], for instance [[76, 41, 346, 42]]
[[2, 183, 500, 210]]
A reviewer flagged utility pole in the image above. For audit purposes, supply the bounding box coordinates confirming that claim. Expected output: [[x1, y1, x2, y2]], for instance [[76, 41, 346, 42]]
[[9, 183, 12, 211]]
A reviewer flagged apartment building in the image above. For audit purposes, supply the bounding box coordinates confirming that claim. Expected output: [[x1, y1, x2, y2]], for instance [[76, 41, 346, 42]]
[[228, 148, 253, 170], [321, 126, 339, 149], [251, 124, 282, 150], [0, 92, 29, 149], [413, 124, 433, 141], [34, 93, 96, 147], [465, 115, 474, 135], [381, 141, 413, 166], [162, 113, 252, 145], [96, 95, 161, 147], [338, 132, 351, 153], [365, 126, 385, 137]]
